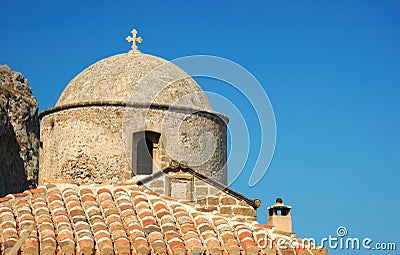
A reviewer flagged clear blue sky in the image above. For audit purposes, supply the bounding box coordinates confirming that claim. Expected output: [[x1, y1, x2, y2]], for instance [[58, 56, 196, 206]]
[[1, 1, 399, 254]]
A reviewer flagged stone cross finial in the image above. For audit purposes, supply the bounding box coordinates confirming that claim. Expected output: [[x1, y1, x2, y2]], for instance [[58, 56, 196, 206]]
[[126, 29, 143, 53]]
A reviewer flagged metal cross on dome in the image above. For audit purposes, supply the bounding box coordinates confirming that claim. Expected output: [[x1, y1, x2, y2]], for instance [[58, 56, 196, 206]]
[[126, 29, 143, 52]]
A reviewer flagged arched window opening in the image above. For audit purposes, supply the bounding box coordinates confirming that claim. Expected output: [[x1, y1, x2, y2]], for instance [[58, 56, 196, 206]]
[[133, 131, 160, 175]]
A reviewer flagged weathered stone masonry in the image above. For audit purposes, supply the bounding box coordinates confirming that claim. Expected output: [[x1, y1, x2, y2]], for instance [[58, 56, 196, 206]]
[[39, 52, 229, 187], [39, 103, 227, 185]]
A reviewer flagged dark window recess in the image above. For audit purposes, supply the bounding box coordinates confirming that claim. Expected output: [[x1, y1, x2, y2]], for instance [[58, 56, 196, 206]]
[[137, 138, 153, 175], [133, 131, 160, 175]]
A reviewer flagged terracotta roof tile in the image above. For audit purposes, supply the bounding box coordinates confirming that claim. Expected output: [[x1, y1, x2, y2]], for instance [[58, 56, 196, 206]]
[[0, 184, 323, 255], [15, 198, 39, 255]]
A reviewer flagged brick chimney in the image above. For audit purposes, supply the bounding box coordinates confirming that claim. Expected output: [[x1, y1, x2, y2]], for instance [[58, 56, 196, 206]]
[[267, 198, 292, 233]]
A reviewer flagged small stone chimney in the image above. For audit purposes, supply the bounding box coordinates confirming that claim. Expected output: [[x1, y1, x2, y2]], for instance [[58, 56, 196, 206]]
[[267, 198, 292, 233]]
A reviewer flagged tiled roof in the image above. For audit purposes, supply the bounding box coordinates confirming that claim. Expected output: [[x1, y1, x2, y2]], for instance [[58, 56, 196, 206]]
[[0, 184, 325, 255]]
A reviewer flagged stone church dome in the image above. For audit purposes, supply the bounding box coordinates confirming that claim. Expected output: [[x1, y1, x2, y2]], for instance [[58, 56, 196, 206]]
[[39, 29, 228, 187], [56, 52, 212, 111]]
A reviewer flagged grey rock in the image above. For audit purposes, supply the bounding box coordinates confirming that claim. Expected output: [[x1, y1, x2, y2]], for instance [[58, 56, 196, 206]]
[[0, 64, 39, 196]]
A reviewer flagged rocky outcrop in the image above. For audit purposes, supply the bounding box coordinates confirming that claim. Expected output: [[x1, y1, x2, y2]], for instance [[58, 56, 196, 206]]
[[0, 107, 28, 196], [0, 65, 39, 196]]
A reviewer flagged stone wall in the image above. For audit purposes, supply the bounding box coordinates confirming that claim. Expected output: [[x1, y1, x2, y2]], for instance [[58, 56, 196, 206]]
[[145, 172, 258, 221], [40, 106, 130, 185], [123, 105, 228, 183], [189, 190, 257, 222], [39, 105, 227, 185], [0, 65, 39, 195]]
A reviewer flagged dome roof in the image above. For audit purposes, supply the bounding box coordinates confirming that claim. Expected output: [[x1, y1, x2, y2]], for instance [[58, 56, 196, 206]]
[[56, 52, 212, 111]]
